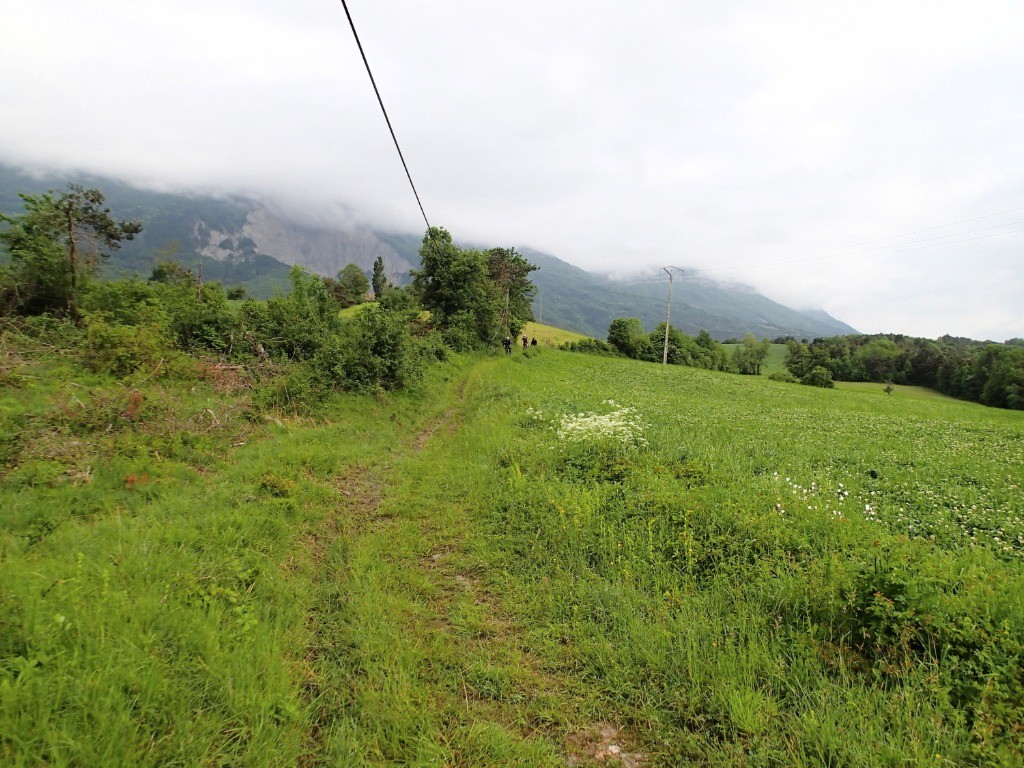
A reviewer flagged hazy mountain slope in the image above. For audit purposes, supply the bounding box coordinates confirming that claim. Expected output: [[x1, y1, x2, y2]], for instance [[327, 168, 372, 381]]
[[524, 250, 857, 340], [0, 164, 415, 296]]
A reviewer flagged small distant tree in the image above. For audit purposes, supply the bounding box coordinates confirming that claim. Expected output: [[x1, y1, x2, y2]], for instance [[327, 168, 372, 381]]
[[325, 263, 370, 308], [607, 318, 649, 358], [149, 260, 195, 285], [732, 333, 771, 375], [695, 329, 728, 370], [802, 365, 835, 388], [0, 184, 141, 313], [371, 255, 387, 298], [486, 246, 537, 338]]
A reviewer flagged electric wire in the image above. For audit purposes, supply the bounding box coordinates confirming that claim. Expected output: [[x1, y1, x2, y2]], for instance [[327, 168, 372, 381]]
[[339, 0, 430, 230]]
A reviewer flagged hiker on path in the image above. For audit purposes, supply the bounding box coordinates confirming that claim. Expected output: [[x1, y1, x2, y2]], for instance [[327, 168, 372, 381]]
[[503, 336, 512, 355]]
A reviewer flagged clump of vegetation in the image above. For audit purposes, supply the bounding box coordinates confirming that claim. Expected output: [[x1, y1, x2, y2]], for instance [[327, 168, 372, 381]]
[[413, 227, 537, 349], [1, 188, 543, 408], [785, 334, 1024, 408], [570, 316, 729, 371]]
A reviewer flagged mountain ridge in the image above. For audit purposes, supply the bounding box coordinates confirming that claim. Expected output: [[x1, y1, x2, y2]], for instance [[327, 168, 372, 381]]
[[1, 162, 856, 339]]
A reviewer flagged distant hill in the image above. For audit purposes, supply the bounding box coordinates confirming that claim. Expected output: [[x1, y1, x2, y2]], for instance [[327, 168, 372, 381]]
[[0, 164, 416, 298], [523, 250, 857, 341], [1, 163, 857, 338]]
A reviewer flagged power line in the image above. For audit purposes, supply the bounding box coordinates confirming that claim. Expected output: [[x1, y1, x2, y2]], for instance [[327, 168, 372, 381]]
[[338, 0, 430, 230]]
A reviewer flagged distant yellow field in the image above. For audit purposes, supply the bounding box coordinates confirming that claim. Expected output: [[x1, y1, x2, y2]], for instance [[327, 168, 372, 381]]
[[338, 303, 372, 319], [521, 321, 590, 347]]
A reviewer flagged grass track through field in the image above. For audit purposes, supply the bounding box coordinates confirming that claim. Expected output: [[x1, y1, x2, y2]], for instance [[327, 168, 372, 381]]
[[294, 364, 620, 766]]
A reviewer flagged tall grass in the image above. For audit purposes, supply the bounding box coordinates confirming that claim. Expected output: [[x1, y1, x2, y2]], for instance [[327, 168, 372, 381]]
[[3, 335, 1022, 765]]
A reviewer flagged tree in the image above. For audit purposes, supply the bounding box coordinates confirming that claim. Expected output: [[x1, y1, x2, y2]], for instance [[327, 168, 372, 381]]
[[607, 318, 650, 358], [732, 333, 771, 375], [855, 337, 902, 382], [0, 184, 141, 313], [333, 263, 370, 307], [486, 247, 538, 338], [371, 255, 387, 298], [695, 329, 728, 370], [412, 227, 537, 348], [648, 323, 704, 366], [802, 365, 835, 388]]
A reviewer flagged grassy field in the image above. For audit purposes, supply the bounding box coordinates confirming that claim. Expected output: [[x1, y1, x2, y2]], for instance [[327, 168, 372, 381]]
[[834, 380, 968, 402], [521, 321, 589, 347], [2, 337, 1022, 765]]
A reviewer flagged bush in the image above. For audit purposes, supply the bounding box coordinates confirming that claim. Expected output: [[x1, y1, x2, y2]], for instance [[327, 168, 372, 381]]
[[560, 338, 619, 356], [439, 311, 480, 352], [81, 313, 174, 379], [768, 370, 798, 383], [801, 366, 835, 388]]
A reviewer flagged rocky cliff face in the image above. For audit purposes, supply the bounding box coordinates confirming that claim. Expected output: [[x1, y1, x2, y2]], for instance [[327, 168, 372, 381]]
[[196, 205, 415, 279]]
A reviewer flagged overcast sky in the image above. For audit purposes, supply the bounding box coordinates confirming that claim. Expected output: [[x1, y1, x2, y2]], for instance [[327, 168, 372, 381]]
[[3, 0, 1022, 340]]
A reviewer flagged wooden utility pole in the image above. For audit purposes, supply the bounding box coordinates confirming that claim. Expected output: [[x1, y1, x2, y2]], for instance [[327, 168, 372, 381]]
[[661, 267, 684, 364]]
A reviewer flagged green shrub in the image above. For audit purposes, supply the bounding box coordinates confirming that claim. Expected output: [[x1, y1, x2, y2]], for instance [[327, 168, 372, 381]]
[[801, 365, 835, 388], [559, 338, 618, 356], [81, 313, 173, 378], [316, 305, 420, 392], [439, 310, 480, 352]]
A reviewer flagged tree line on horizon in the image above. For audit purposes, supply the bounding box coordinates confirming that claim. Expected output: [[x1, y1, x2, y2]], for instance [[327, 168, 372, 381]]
[[782, 334, 1024, 409], [561, 313, 1023, 410], [562, 318, 776, 378]]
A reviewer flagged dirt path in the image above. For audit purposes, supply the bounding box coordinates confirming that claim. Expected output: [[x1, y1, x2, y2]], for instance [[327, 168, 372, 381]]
[[296, 369, 646, 766]]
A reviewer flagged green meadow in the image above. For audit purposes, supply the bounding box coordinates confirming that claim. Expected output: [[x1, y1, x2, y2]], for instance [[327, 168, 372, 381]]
[[2, 340, 1022, 766]]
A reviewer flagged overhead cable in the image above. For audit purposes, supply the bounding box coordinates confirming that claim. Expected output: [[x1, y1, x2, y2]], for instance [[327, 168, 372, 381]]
[[339, 0, 430, 230]]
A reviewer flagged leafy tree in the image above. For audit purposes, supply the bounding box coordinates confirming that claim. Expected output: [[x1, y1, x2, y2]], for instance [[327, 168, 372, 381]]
[[732, 333, 771, 375], [412, 227, 535, 347], [695, 329, 728, 370], [802, 365, 835, 388], [149, 260, 195, 285], [980, 347, 1024, 409], [327, 263, 370, 308], [371, 255, 387, 298], [647, 323, 707, 366], [607, 318, 649, 358], [0, 184, 141, 313], [855, 337, 902, 382], [486, 247, 538, 338]]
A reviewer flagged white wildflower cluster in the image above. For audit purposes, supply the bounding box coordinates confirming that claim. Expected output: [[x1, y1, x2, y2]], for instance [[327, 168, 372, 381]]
[[524, 406, 546, 423], [769, 471, 1023, 558], [553, 401, 648, 448], [771, 472, 858, 521]]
